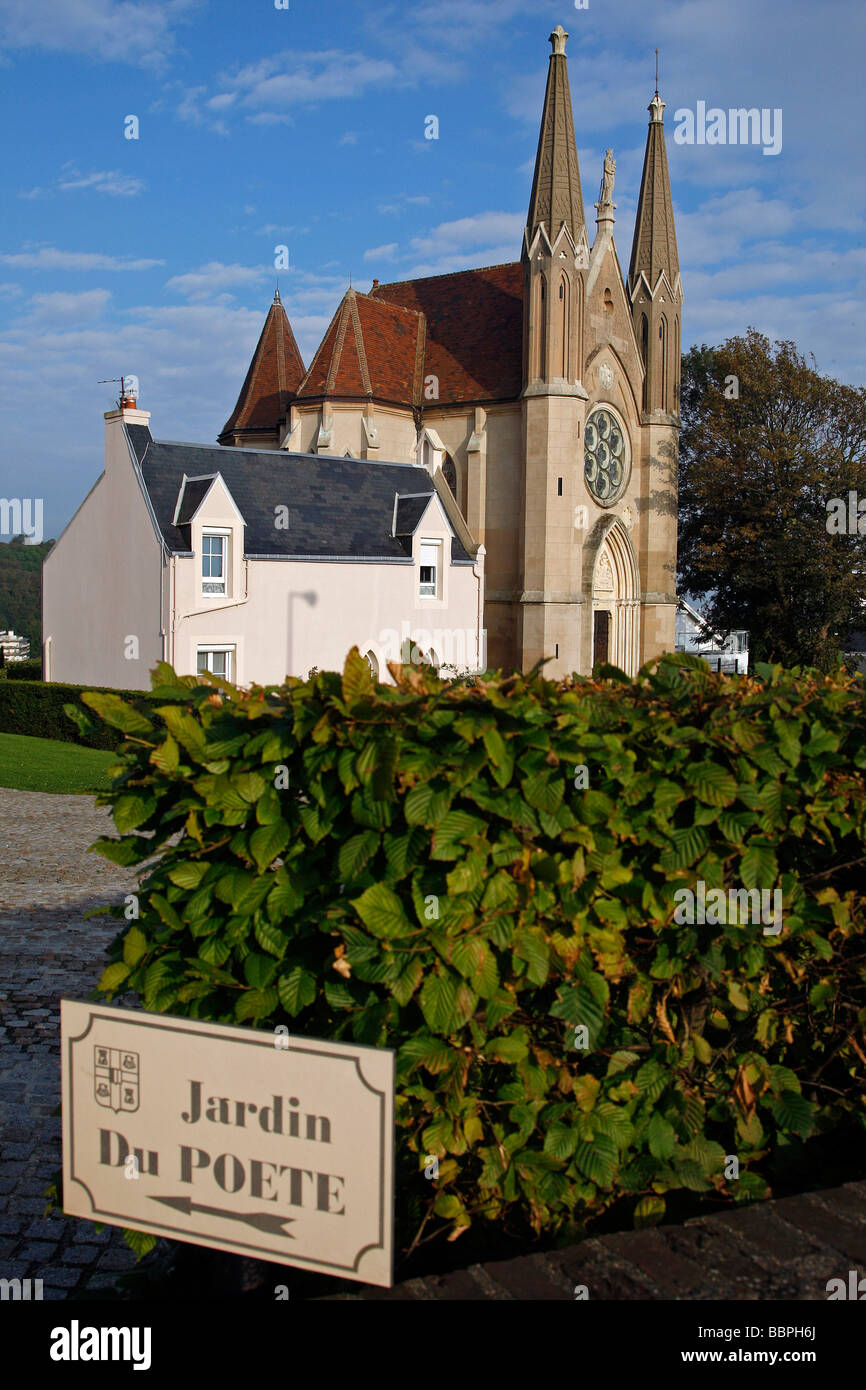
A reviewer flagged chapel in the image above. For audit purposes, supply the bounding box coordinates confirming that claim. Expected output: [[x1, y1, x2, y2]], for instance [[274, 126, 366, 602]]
[[218, 25, 682, 677]]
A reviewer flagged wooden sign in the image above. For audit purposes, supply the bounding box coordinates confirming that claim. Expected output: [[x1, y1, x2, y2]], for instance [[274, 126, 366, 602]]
[[61, 1001, 395, 1287]]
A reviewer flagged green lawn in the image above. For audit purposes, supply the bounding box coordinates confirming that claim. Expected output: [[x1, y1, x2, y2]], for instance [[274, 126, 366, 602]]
[[0, 732, 115, 794]]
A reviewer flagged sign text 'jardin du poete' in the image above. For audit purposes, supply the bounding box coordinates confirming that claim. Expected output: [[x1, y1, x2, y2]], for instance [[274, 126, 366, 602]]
[[61, 1001, 394, 1286]]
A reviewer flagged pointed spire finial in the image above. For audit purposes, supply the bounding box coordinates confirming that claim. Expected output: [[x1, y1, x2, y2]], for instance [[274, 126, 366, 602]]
[[549, 25, 568, 56], [655, 48, 659, 97], [274, 283, 281, 302]]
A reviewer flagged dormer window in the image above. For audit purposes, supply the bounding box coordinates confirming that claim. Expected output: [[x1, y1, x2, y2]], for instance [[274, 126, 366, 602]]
[[202, 531, 228, 596]]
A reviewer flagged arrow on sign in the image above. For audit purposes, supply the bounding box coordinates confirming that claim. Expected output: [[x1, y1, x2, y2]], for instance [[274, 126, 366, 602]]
[[150, 1194, 295, 1238]]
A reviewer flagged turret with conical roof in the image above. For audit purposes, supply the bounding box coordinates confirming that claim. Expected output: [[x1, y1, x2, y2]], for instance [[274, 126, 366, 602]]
[[628, 88, 682, 417], [218, 289, 306, 448]]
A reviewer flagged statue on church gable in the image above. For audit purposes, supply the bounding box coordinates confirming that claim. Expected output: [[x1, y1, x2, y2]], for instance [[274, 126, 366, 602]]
[[599, 149, 616, 206]]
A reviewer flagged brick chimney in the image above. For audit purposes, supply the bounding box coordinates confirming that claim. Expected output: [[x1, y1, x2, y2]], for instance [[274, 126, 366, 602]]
[[105, 376, 151, 472]]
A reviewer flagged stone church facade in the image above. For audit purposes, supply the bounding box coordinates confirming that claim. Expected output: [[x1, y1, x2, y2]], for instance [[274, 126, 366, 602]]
[[219, 25, 682, 679]]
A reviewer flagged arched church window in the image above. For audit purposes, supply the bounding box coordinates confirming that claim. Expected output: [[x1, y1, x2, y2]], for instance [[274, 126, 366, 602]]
[[659, 316, 669, 412], [442, 453, 457, 499], [584, 406, 630, 507], [559, 274, 570, 379], [640, 314, 649, 410]]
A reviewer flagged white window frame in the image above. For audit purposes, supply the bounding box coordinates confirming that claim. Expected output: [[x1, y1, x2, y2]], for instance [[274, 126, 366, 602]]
[[419, 538, 441, 599], [197, 646, 234, 681], [201, 528, 230, 598]]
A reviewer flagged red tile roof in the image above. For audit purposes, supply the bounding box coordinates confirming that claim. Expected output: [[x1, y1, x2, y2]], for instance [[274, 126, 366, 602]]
[[295, 289, 424, 405], [221, 263, 525, 440], [372, 263, 524, 405], [218, 291, 306, 442]]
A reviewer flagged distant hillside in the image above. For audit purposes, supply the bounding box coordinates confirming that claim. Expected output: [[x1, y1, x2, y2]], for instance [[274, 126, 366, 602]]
[[0, 537, 54, 654]]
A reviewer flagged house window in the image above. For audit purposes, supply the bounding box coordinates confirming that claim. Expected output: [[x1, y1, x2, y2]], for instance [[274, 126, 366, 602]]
[[419, 539, 441, 598], [197, 647, 234, 681], [202, 533, 227, 596]]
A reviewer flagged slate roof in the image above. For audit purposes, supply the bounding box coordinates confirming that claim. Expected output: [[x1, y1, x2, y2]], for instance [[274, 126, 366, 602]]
[[127, 427, 473, 563], [218, 290, 306, 443], [174, 476, 215, 525]]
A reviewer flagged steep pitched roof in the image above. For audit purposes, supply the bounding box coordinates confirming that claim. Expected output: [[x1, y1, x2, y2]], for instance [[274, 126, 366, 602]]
[[218, 290, 306, 443], [130, 429, 474, 562], [296, 288, 424, 405], [628, 94, 680, 293], [525, 26, 586, 248], [371, 263, 524, 404]]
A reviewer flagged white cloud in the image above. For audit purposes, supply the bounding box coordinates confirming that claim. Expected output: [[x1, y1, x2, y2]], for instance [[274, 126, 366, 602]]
[[164, 262, 270, 301], [339, 131, 359, 146], [246, 111, 294, 126], [0, 246, 163, 271], [363, 243, 399, 263], [18, 166, 146, 199], [378, 193, 432, 215], [178, 50, 403, 131], [61, 167, 146, 197], [0, 0, 200, 68], [405, 210, 525, 273], [25, 289, 112, 321]]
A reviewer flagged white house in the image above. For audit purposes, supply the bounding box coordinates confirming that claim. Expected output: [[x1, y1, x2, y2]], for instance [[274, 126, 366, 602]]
[[42, 395, 485, 690], [0, 630, 30, 663], [675, 597, 749, 674]]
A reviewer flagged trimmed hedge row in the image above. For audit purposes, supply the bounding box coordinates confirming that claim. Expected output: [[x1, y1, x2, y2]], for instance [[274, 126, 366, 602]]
[[5, 657, 43, 681], [0, 679, 154, 750], [86, 653, 866, 1255]]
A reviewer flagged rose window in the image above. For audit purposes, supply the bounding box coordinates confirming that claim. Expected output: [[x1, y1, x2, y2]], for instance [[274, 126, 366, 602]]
[[584, 408, 628, 505]]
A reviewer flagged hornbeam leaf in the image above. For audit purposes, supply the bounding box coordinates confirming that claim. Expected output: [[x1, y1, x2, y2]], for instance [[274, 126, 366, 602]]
[[398, 1035, 459, 1074], [689, 761, 738, 807], [420, 969, 459, 1033], [82, 691, 153, 735], [249, 821, 290, 872], [351, 882, 414, 939], [572, 1134, 618, 1188]]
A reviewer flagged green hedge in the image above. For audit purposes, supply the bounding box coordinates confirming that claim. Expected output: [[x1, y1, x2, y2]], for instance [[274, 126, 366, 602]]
[[6, 656, 43, 681], [85, 652, 866, 1254], [0, 679, 154, 750]]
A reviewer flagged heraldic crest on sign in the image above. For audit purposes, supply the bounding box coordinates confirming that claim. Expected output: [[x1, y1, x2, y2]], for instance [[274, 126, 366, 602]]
[[94, 1045, 140, 1113]]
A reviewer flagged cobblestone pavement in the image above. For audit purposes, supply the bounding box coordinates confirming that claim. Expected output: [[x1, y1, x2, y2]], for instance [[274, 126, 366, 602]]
[[321, 1179, 866, 1300], [0, 788, 142, 1299], [2, 786, 865, 1303]]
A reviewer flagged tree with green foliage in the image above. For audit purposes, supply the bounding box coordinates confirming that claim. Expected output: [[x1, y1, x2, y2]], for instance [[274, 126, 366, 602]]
[[678, 330, 866, 670], [0, 535, 54, 654]]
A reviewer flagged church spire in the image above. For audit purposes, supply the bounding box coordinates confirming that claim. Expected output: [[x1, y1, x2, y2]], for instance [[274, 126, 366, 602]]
[[628, 87, 680, 293], [524, 25, 585, 251]]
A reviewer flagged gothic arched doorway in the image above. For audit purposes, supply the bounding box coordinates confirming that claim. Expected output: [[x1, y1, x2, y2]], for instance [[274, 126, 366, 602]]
[[591, 522, 640, 675]]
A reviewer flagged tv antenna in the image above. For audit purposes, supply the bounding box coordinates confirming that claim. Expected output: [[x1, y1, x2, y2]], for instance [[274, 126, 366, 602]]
[[99, 375, 138, 405]]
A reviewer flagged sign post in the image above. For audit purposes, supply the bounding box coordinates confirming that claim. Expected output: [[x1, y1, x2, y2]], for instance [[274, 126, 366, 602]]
[[61, 1001, 395, 1287]]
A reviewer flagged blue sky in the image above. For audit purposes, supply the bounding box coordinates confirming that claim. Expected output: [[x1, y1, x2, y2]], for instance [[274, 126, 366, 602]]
[[0, 0, 864, 540]]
